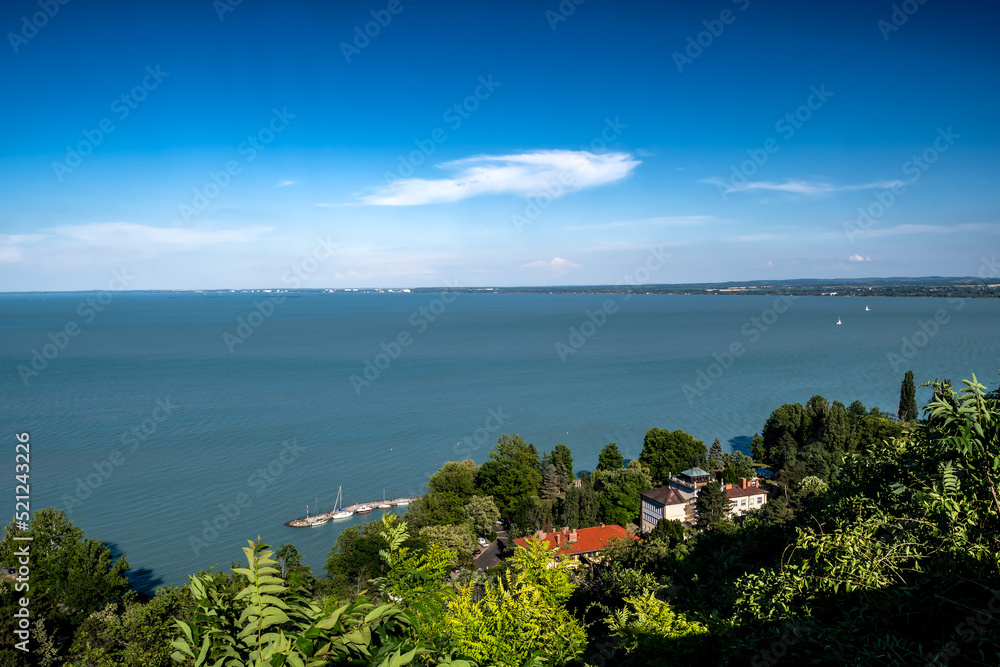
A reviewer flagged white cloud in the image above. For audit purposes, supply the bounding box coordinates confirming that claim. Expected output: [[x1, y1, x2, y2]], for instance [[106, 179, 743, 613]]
[[50, 223, 274, 250], [275, 179, 296, 187], [704, 178, 906, 197], [859, 222, 997, 238], [520, 257, 582, 273], [565, 215, 711, 231], [848, 254, 871, 262], [359, 150, 640, 206]]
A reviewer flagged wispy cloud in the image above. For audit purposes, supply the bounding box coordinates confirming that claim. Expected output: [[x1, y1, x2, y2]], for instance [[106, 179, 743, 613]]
[[50, 223, 274, 250], [703, 178, 906, 197], [565, 215, 711, 231], [275, 179, 296, 187], [520, 257, 582, 273], [858, 222, 997, 238], [848, 254, 871, 262], [729, 233, 779, 242], [359, 150, 640, 206]]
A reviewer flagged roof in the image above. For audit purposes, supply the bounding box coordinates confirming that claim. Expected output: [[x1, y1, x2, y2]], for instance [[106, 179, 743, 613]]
[[512, 524, 637, 557], [640, 485, 689, 506], [725, 486, 768, 499], [680, 467, 710, 477]]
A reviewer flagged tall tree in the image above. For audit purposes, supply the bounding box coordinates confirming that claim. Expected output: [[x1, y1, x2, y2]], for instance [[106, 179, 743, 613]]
[[550, 443, 574, 486], [540, 458, 567, 500], [462, 495, 501, 537], [695, 482, 729, 531], [559, 485, 581, 529], [578, 472, 599, 528], [898, 370, 919, 422], [638, 428, 706, 485], [708, 438, 724, 471], [427, 459, 477, 499], [597, 442, 625, 471]]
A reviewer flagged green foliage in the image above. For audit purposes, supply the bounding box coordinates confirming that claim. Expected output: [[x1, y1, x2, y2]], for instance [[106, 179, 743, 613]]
[[428, 460, 478, 500], [461, 496, 500, 538], [418, 525, 475, 567], [899, 369, 919, 422], [648, 518, 685, 546], [695, 482, 729, 531], [638, 428, 707, 485], [597, 442, 624, 472], [593, 461, 653, 527], [540, 458, 567, 500], [549, 444, 574, 486], [171, 538, 422, 667], [446, 538, 585, 666], [324, 521, 389, 597], [605, 592, 709, 660], [708, 438, 724, 471]]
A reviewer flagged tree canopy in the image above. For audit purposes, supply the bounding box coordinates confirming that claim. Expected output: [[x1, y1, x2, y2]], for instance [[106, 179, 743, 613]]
[[638, 428, 707, 485]]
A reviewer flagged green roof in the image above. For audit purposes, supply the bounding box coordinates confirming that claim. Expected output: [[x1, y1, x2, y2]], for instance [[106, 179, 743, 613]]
[[680, 467, 710, 477]]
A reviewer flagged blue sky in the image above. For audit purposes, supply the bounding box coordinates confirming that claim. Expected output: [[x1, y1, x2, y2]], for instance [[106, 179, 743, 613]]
[[1, 0, 997, 290]]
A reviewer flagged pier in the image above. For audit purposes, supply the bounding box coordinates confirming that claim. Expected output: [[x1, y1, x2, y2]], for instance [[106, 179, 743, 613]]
[[285, 497, 418, 527]]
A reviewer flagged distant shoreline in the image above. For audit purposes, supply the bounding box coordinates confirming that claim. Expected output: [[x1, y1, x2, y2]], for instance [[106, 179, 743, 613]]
[[3, 277, 999, 299]]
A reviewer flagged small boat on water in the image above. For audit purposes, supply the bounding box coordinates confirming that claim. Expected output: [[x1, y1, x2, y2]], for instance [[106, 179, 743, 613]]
[[865, 305, 870, 311], [395, 499, 410, 507], [306, 515, 329, 526], [331, 486, 353, 520], [356, 504, 373, 514], [377, 503, 392, 509], [836, 317, 842, 325]]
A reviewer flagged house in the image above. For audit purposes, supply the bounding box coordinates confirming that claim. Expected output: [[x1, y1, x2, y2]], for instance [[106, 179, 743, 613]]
[[724, 477, 768, 517], [513, 524, 637, 565], [639, 485, 696, 532], [666, 467, 713, 493]]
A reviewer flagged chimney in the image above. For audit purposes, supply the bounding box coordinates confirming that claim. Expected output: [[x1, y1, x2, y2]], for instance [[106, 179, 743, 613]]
[[554, 533, 561, 545], [569, 530, 578, 543], [535, 530, 546, 541], [599, 523, 605, 529], [740, 477, 747, 489], [562, 526, 570, 535], [725, 483, 732, 490]]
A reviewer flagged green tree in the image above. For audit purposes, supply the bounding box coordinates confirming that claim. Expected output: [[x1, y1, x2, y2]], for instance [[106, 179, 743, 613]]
[[403, 492, 466, 531], [721, 451, 755, 482], [559, 485, 581, 529], [898, 369, 919, 421], [696, 482, 729, 530], [462, 495, 500, 537], [597, 442, 624, 471], [418, 524, 475, 567], [708, 438, 725, 471], [428, 459, 478, 499], [648, 518, 685, 546], [549, 444, 574, 486], [638, 428, 707, 485], [594, 461, 653, 526], [323, 520, 388, 596], [445, 538, 586, 665], [578, 472, 600, 528], [539, 458, 567, 500]]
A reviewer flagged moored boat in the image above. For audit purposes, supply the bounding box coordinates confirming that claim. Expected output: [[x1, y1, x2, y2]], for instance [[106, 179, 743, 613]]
[[356, 504, 373, 513]]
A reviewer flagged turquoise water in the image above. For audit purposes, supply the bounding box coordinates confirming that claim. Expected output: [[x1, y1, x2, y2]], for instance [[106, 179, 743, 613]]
[[1, 292, 997, 590]]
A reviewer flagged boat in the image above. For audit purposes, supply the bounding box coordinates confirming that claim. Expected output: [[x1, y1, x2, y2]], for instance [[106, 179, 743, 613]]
[[306, 515, 329, 526], [395, 499, 410, 507], [865, 305, 870, 311], [330, 486, 353, 520], [377, 503, 392, 509], [356, 504, 373, 514], [836, 317, 842, 325]]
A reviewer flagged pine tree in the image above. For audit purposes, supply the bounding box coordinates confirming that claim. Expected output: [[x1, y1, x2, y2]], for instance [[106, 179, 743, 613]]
[[540, 459, 566, 499], [696, 482, 729, 531], [708, 438, 724, 471], [898, 370, 918, 422], [597, 443, 624, 471]]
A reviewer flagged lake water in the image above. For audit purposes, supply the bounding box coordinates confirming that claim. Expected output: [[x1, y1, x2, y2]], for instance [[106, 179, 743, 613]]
[[1, 291, 997, 590]]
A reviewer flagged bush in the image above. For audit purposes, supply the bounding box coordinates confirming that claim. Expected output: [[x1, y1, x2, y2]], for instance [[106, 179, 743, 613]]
[[489, 531, 498, 542]]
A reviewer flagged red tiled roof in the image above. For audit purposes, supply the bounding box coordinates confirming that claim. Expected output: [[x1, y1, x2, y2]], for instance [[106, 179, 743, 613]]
[[725, 486, 768, 499], [512, 524, 637, 557]]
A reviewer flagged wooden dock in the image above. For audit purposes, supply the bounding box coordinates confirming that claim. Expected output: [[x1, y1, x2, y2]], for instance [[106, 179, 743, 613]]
[[285, 497, 418, 527]]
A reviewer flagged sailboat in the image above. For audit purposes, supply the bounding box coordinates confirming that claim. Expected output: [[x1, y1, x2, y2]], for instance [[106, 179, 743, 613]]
[[836, 317, 842, 325], [306, 497, 329, 526], [331, 486, 353, 520], [865, 305, 870, 311], [377, 489, 392, 510]]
